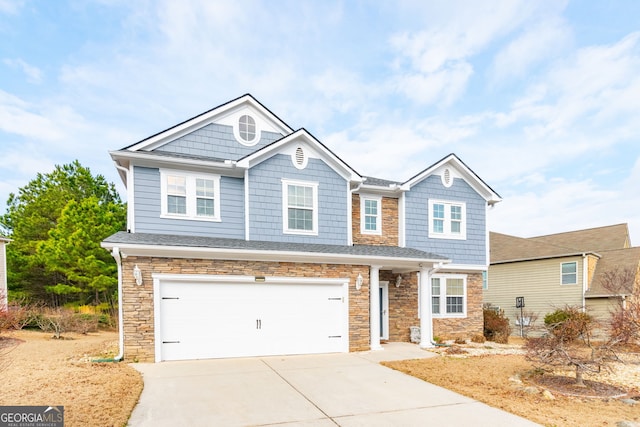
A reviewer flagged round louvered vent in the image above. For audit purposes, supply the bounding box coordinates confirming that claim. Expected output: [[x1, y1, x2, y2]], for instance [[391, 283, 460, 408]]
[[442, 168, 452, 187], [293, 146, 307, 169]]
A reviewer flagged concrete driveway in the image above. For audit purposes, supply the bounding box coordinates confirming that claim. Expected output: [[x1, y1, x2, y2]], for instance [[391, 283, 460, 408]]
[[128, 344, 540, 426]]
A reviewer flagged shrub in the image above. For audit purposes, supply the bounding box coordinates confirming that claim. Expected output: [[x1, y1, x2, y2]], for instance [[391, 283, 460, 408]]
[[544, 307, 592, 342], [483, 306, 511, 343], [471, 334, 486, 344]]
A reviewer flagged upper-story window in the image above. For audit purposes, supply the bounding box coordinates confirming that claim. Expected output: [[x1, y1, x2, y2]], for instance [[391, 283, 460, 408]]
[[238, 115, 256, 142], [428, 199, 466, 240], [161, 170, 221, 221], [282, 179, 318, 235], [561, 262, 577, 285], [432, 275, 467, 317], [360, 196, 382, 235]]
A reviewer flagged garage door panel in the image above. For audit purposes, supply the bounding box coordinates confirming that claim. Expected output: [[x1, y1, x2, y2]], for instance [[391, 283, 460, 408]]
[[158, 280, 348, 361]]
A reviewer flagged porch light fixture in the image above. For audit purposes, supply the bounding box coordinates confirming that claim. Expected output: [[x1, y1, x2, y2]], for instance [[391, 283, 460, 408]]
[[133, 264, 143, 286], [355, 273, 363, 291], [395, 275, 402, 288]]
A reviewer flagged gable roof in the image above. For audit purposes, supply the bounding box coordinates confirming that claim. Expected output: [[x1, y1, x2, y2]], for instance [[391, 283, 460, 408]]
[[236, 128, 363, 183], [489, 231, 594, 264], [586, 247, 640, 297], [402, 153, 502, 205], [528, 223, 631, 252], [124, 93, 294, 152]]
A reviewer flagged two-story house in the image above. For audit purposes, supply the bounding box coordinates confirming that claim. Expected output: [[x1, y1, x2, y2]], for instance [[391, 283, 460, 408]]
[[101, 94, 501, 362], [485, 224, 640, 335]]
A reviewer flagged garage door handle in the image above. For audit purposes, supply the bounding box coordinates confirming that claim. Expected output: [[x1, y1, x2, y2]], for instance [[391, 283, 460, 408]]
[[162, 341, 180, 344], [162, 297, 179, 300]]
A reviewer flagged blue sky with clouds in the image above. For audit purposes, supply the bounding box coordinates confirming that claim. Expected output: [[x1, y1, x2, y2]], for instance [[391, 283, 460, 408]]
[[1, 0, 639, 243]]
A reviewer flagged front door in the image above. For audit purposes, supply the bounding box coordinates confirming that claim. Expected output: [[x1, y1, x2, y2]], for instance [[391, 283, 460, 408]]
[[379, 281, 389, 340]]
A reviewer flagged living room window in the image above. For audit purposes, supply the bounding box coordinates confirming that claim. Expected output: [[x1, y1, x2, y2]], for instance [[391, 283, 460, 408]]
[[561, 262, 577, 285], [161, 170, 221, 221], [282, 179, 318, 235], [360, 196, 382, 235], [428, 199, 466, 239], [431, 275, 467, 317]]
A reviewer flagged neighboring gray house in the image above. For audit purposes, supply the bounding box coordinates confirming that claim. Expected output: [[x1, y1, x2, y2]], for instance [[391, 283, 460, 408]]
[[101, 94, 501, 362], [485, 224, 640, 334]]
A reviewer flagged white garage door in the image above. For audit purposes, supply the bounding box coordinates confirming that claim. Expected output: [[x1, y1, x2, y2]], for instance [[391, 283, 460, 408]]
[[157, 278, 348, 361]]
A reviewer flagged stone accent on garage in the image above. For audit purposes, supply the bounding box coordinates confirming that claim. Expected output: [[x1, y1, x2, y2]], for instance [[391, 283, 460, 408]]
[[120, 256, 371, 362]]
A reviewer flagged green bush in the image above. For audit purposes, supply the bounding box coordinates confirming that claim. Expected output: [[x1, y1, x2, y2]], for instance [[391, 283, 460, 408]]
[[544, 307, 592, 342], [483, 306, 511, 343]]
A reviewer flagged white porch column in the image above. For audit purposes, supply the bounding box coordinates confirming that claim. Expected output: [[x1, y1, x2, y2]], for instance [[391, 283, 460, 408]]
[[369, 265, 383, 351], [419, 267, 435, 348]]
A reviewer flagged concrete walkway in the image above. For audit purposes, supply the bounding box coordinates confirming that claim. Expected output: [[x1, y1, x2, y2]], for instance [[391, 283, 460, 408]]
[[129, 343, 540, 426]]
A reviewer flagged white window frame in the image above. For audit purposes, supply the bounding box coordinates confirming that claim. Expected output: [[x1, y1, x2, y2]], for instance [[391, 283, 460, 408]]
[[160, 169, 221, 222], [431, 274, 467, 318], [428, 199, 466, 240], [360, 195, 382, 235], [282, 179, 318, 235], [561, 262, 577, 285]]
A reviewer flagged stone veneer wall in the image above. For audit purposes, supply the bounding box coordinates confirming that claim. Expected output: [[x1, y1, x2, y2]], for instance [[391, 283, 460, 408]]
[[382, 271, 484, 343], [351, 194, 399, 246], [120, 256, 371, 362]]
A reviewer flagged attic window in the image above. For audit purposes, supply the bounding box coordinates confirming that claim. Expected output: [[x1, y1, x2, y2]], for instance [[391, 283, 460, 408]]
[[292, 146, 308, 169], [238, 115, 256, 142], [442, 168, 453, 187]]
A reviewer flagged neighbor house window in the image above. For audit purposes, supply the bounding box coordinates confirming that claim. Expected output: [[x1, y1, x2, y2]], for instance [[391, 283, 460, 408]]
[[161, 170, 221, 221], [561, 262, 577, 285], [428, 200, 466, 239], [482, 271, 488, 290], [282, 179, 318, 235], [360, 196, 382, 235], [432, 275, 467, 317]]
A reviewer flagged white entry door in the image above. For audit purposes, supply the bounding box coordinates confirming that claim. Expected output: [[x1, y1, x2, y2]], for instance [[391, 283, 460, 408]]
[[157, 278, 348, 361]]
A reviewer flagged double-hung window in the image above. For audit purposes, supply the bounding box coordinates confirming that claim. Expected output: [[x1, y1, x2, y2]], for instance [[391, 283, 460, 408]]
[[431, 275, 466, 317], [360, 196, 382, 235], [428, 199, 466, 239], [282, 179, 318, 235], [561, 262, 577, 285], [161, 170, 221, 221]]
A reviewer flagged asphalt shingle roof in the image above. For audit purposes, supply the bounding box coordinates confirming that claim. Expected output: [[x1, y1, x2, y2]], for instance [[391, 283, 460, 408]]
[[104, 231, 448, 261]]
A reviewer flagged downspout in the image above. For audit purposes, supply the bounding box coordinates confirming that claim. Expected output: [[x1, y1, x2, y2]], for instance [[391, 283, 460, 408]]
[[94, 247, 124, 362], [349, 181, 364, 246], [113, 162, 132, 232]]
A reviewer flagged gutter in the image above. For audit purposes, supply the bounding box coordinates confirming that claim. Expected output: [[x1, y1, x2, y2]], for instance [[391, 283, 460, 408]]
[[94, 247, 124, 363]]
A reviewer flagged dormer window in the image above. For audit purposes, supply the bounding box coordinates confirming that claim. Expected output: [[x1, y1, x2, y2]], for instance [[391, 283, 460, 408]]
[[238, 115, 256, 142]]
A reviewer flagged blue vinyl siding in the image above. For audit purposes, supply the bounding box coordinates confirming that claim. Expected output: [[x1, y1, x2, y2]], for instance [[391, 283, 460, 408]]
[[248, 154, 348, 244], [133, 166, 245, 238], [405, 175, 486, 265], [155, 123, 283, 161]]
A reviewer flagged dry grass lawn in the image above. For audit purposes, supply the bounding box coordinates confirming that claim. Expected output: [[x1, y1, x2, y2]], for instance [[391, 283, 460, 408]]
[[385, 350, 640, 427], [0, 329, 142, 427]]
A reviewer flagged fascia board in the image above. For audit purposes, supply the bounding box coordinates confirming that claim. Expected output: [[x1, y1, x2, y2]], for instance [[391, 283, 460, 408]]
[[357, 184, 406, 197], [109, 150, 245, 178], [404, 155, 501, 204], [101, 241, 449, 270], [491, 252, 601, 265], [238, 130, 363, 183], [126, 95, 293, 152]]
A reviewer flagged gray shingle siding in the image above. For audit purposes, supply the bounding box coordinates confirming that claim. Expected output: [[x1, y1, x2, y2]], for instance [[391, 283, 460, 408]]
[[248, 154, 349, 245], [155, 123, 283, 161], [405, 175, 486, 265], [132, 166, 245, 239]]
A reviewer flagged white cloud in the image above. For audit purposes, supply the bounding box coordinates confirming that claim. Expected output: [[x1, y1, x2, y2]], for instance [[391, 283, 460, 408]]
[[491, 17, 572, 81], [0, 0, 23, 14], [3, 58, 43, 83]]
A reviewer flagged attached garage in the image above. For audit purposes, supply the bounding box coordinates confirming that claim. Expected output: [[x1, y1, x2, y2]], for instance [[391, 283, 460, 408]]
[[153, 275, 349, 361]]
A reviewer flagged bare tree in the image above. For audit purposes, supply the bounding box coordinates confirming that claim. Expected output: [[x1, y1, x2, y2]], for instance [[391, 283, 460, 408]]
[[526, 306, 620, 386], [599, 266, 640, 344]]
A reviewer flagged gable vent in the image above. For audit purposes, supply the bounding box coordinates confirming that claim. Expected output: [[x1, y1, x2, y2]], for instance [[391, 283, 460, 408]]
[[293, 146, 307, 169], [442, 168, 452, 187]]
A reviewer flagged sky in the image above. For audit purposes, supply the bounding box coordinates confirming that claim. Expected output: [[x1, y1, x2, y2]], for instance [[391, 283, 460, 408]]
[[1, 0, 639, 244]]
